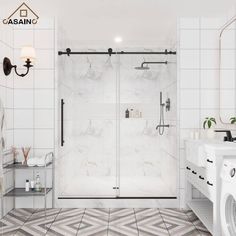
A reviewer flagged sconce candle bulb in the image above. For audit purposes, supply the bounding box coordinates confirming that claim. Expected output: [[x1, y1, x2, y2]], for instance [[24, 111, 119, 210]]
[[3, 46, 35, 77]]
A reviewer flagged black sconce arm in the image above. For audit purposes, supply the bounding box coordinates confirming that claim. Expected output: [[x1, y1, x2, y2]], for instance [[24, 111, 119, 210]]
[[3, 57, 33, 77]]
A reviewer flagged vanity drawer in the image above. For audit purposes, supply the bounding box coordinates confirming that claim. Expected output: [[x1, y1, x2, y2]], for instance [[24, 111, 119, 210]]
[[186, 163, 200, 184], [204, 172, 215, 200], [205, 155, 215, 169]]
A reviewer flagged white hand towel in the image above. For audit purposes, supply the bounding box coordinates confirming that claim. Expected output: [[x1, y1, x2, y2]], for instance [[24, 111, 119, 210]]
[[36, 154, 53, 166], [27, 158, 37, 166]]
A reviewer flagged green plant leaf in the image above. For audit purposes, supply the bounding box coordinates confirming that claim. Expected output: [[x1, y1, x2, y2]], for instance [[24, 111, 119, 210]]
[[208, 120, 211, 129], [211, 118, 216, 124], [230, 117, 236, 124], [203, 120, 207, 129]]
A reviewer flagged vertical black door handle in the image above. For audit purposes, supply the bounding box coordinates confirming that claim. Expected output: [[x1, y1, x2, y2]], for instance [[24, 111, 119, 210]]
[[61, 99, 65, 146]]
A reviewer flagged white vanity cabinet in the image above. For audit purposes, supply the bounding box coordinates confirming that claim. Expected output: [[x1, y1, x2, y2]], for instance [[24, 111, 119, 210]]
[[185, 140, 236, 236]]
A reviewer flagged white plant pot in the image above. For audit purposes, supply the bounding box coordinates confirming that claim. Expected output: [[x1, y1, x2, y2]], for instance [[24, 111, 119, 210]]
[[206, 129, 215, 139]]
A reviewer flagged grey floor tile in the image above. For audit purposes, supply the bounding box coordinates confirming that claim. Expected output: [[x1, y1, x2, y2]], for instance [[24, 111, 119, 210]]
[[136, 214, 169, 236], [77, 215, 108, 236], [59, 208, 85, 217], [47, 214, 82, 236], [85, 208, 110, 216], [108, 214, 138, 236], [167, 224, 200, 236], [8, 208, 36, 218], [0, 208, 212, 236], [0, 215, 27, 236], [160, 208, 190, 220], [134, 208, 159, 216], [32, 208, 61, 218], [109, 208, 135, 217]]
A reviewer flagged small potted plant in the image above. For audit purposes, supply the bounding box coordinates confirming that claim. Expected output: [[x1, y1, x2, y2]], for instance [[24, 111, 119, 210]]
[[230, 117, 236, 124], [203, 117, 216, 139]]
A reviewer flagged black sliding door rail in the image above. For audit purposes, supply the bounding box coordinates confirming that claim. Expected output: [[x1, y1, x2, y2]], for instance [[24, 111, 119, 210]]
[[58, 48, 177, 56]]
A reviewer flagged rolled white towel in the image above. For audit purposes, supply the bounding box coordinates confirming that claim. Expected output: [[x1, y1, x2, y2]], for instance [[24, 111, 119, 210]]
[[27, 158, 37, 166], [36, 154, 53, 166]]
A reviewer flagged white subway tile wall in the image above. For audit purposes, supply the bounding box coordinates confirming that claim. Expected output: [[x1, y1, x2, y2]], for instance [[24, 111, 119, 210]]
[[0, 19, 55, 215], [178, 17, 235, 205], [12, 20, 55, 209], [0, 24, 14, 217]]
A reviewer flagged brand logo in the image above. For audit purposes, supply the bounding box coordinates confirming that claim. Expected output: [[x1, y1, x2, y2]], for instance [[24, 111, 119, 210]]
[[3, 2, 39, 25]]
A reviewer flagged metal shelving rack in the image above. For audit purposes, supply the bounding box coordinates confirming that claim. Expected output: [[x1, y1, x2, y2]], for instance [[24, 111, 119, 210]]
[[2, 152, 54, 212]]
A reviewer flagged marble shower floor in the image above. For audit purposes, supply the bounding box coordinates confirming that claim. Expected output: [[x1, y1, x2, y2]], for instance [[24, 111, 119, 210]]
[[0, 208, 212, 236]]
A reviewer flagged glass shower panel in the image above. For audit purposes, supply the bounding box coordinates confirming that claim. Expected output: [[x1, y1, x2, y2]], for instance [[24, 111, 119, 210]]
[[119, 51, 177, 197], [58, 51, 117, 197]]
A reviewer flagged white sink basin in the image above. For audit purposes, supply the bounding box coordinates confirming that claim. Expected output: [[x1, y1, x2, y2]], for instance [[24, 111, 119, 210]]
[[184, 139, 236, 167], [185, 140, 208, 167]]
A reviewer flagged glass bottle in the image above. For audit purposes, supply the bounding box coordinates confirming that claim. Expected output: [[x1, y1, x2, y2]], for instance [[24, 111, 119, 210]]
[[35, 173, 42, 192]]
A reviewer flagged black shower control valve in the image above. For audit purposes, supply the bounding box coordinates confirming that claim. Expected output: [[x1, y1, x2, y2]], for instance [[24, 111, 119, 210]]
[[186, 166, 191, 170], [192, 170, 197, 175], [207, 159, 213, 163]]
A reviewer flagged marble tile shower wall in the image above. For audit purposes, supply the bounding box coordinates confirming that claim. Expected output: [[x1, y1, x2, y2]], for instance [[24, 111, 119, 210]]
[[57, 54, 118, 197], [57, 51, 177, 198], [178, 17, 235, 205], [159, 57, 177, 197], [0, 23, 14, 216]]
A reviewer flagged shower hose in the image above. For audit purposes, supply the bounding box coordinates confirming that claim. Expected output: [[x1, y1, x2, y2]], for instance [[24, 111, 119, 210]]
[[157, 103, 165, 135]]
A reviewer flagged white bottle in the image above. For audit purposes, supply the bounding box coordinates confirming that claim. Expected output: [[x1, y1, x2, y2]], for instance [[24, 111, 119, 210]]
[[25, 180, 30, 192], [30, 180, 35, 190], [130, 109, 134, 118], [135, 109, 140, 118]]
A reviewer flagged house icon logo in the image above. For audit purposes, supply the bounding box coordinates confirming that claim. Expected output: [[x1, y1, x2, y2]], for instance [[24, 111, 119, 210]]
[[3, 2, 39, 25]]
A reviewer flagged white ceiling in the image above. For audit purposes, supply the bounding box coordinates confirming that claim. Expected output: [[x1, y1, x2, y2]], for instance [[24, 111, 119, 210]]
[[1, 0, 236, 47]]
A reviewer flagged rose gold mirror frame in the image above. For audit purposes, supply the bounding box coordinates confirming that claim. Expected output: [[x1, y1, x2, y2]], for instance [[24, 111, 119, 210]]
[[219, 15, 236, 124]]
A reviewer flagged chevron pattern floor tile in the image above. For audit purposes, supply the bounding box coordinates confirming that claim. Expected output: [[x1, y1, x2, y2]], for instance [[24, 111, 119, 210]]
[[0, 208, 212, 236], [136, 214, 169, 236]]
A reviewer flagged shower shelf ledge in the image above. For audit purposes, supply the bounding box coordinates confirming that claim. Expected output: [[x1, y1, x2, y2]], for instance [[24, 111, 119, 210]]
[[3, 188, 52, 197], [3, 162, 53, 169]]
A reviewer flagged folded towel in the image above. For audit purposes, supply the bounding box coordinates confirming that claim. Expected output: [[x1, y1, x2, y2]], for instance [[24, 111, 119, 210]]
[[27, 158, 37, 166], [27, 153, 53, 167], [36, 154, 53, 166]]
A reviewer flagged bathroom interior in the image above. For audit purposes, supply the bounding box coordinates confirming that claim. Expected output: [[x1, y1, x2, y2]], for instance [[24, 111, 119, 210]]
[[0, 1, 236, 235]]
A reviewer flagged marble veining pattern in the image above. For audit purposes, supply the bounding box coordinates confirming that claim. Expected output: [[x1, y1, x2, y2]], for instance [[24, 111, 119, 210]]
[[58, 49, 177, 198]]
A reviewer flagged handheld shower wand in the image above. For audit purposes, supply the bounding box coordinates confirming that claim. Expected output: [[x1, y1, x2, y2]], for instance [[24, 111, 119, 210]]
[[156, 92, 169, 135]]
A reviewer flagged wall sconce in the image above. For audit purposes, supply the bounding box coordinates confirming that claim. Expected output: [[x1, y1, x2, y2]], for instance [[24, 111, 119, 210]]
[[3, 46, 35, 77]]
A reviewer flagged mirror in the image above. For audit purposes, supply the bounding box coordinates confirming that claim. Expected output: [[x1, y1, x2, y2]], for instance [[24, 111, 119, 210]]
[[219, 16, 236, 124]]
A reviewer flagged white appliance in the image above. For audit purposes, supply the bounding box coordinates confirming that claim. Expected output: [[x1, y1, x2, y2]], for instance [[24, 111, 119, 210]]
[[220, 158, 236, 236]]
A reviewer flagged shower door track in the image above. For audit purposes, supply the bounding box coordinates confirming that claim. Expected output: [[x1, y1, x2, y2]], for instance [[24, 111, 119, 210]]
[[58, 197, 177, 199], [58, 48, 177, 56]]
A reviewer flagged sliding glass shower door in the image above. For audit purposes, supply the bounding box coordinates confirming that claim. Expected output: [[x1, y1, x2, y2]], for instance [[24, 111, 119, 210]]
[[58, 53, 118, 197], [118, 52, 177, 197], [57, 48, 177, 198]]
